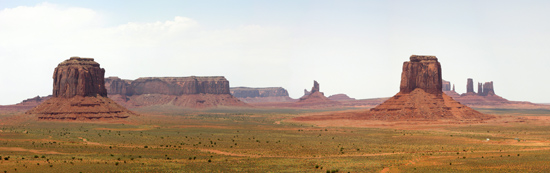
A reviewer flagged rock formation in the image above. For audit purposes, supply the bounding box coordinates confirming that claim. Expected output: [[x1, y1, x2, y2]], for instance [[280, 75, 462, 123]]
[[400, 56, 442, 95], [105, 76, 247, 108], [296, 80, 340, 106], [452, 84, 455, 92], [477, 83, 483, 96], [311, 81, 320, 93], [26, 57, 134, 120], [304, 89, 311, 96], [480, 82, 495, 96], [230, 87, 295, 103], [105, 77, 131, 96], [442, 80, 451, 91], [351, 55, 492, 121], [231, 87, 289, 98], [327, 94, 355, 101], [443, 79, 546, 109], [466, 78, 475, 94]]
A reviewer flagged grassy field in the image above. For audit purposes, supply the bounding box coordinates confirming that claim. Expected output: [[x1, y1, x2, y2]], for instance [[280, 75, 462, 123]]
[[0, 108, 550, 172]]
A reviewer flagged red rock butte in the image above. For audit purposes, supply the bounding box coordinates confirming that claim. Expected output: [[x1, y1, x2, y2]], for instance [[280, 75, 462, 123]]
[[361, 55, 493, 120], [297, 55, 493, 121], [26, 57, 134, 120]]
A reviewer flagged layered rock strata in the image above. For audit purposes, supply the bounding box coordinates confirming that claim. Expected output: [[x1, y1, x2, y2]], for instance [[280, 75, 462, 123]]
[[105, 76, 247, 108], [26, 57, 133, 120]]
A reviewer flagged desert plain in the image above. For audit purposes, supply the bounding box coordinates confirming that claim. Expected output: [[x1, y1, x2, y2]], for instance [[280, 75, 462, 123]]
[[1, 107, 550, 172]]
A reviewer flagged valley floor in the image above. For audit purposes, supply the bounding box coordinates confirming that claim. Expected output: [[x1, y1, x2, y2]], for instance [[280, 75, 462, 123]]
[[1, 108, 550, 172]]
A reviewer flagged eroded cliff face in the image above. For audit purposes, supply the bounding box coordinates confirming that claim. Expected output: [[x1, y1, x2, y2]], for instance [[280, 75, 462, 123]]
[[26, 57, 134, 120], [230, 87, 290, 97], [399, 55, 442, 95], [53, 57, 107, 98], [104, 76, 247, 108], [105, 77, 230, 96], [105, 77, 130, 95]]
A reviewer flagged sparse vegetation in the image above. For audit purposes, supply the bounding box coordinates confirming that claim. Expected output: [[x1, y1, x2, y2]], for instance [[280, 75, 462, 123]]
[[0, 108, 549, 172]]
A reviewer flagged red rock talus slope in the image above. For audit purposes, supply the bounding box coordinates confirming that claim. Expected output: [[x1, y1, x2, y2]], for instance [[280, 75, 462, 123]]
[[230, 87, 295, 103], [105, 76, 248, 108], [26, 57, 134, 120], [296, 55, 493, 121]]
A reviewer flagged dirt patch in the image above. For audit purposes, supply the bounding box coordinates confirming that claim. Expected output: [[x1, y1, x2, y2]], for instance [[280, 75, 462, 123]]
[[94, 127, 155, 131], [78, 137, 103, 146], [0, 147, 63, 154], [170, 125, 232, 129]]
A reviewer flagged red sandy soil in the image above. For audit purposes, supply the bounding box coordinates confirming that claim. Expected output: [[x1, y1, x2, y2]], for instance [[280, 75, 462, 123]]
[[288, 111, 550, 131]]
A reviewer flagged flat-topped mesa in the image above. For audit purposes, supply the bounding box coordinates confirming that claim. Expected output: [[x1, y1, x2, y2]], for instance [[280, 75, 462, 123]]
[[230, 87, 289, 98], [399, 55, 442, 95], [53, 56, 107, 98], [128, 76, 230, 95], [104, 76, 247, 108]]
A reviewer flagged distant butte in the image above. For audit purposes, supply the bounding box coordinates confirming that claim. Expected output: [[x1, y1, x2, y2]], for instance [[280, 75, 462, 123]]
[[296, 55, 493, 121], [443, 79, 543, 109], [26, 57, 134, 120], [294, 80, 340, 107]]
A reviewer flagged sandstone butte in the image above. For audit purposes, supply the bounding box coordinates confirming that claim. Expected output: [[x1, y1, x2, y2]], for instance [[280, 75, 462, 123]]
[[230, 87, 295, 103], [104, 76, 248, 108], [295, 80, 340, 107], [442, 79, 545, 109], [297, 55, 494, 121], [26, 57, 134, 120]]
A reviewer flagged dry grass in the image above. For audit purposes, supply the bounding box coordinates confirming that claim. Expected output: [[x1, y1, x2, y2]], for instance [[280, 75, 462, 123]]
[[0, 108, 549, 172]]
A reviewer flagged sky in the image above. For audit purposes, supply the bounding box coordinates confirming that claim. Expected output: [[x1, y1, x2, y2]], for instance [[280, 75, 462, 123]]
[[1, 0, 550, 105]]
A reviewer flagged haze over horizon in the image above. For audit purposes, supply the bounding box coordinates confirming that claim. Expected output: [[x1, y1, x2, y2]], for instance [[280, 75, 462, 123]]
[[1, 0, 550, 105]]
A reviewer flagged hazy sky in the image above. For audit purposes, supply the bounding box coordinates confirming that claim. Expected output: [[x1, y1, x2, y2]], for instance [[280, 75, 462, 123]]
[[1, 0, 550, 105]]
